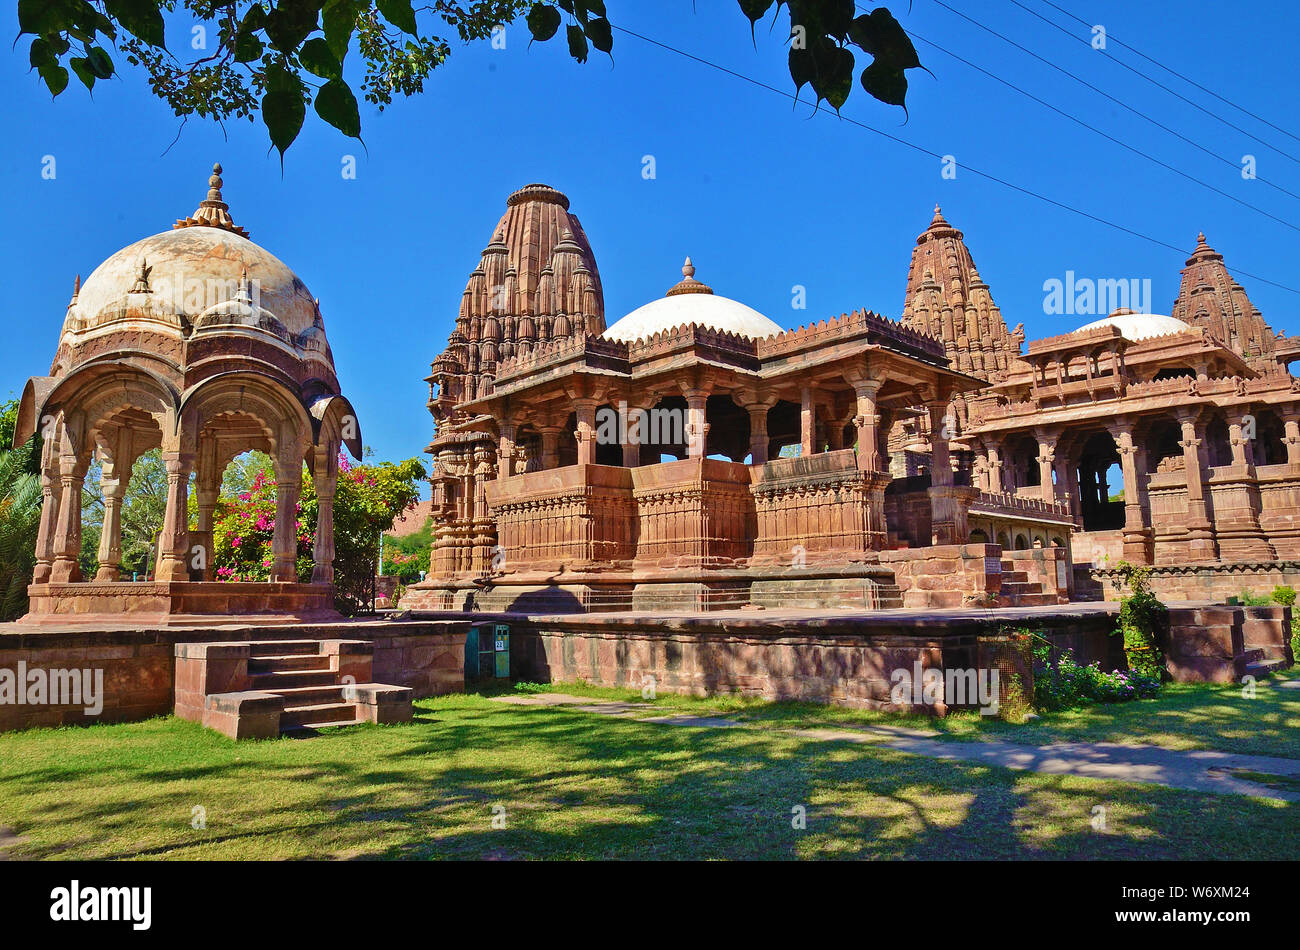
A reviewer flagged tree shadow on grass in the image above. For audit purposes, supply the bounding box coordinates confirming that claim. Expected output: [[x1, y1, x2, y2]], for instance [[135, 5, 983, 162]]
[[0, 697, 1295, 860]]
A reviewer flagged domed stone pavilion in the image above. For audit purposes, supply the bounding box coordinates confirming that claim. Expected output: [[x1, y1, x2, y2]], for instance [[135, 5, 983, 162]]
[[14, 164, 362, 624]]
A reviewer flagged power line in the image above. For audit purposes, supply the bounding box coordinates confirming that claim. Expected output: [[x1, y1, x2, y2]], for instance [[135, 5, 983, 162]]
[[907, 7, 1300, 206], [907, 28, 1300, 225], [928, 0, 1300, 179], [607, 24, 1300, 296], [1026, 0, 1300, 149]]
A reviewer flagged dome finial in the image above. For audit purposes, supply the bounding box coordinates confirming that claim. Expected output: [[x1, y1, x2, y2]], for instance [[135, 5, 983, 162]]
[[174, 161, 249, 238], [666, 256, 712, 297]]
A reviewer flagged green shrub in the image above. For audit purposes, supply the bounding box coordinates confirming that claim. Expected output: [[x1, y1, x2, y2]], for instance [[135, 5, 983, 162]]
[[1034, 649, 1162, 711], [1272, 587, 1300, 661], [1113, 561, 1168, 679]]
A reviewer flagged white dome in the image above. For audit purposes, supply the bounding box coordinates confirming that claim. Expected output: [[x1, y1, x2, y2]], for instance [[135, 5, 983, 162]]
[[1075, 311, 1191, 341], [73, 226, 318, 336], [602, 258, 785, 342]]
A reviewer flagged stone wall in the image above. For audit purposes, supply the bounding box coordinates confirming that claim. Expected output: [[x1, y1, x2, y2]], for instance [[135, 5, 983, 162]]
[[1092, 561, 1300, 603], [508, 608, 1117, 714], [1164, 604, 1294, 682], [0, 619, 467, 733], [879, 543, 1004, 608]]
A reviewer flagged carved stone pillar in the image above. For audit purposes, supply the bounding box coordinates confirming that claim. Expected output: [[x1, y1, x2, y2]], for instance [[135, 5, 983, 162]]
[[986, 444, 1004, 494], [927, 402, 963, 544], [155, 452, 195, 583], [95, 470, 125, 582], [1177, 411, 1218, 562], [33, 439, 60, 584], [539, 425, 563, 470], [1036, 433, 1057, 504], [270, 452, 301, 584], [852, 380, 883, 472], [1215, 414, 1272, 560], [308, 444, 337, 584], [49, 449, 87, 584], [684, 390, 709, 459], [574, 399, 598, 466], [747, 406, 770, 464], [1283, 412, 1300, 465], [1110, 424, 1152, 565], [498, 422, 517, 481], [800, 386, 815, 457]]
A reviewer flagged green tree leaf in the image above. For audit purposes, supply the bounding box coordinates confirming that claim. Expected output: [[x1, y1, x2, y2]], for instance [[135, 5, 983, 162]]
[[376, 0, 418, 35], [299, 37, 342, 79], [17, 0, 67, 36], [585, 16, 613, 54], [234, 29, 265, 63], [265, 0, 322, 54], [322, 0, 360, 61], [526, 3, 562, 42], [69, 56, 96, 92], [86, 45, 115, 80], [104, 0, 166, 48], [262, 68, 307, 160], [860, 59, 908, 108], [812, 44, 853, 110], [567, 22, 588, 63], [314, 77, 360, 137], [38, 62, 70, 97], [849, 9, 921, 70]]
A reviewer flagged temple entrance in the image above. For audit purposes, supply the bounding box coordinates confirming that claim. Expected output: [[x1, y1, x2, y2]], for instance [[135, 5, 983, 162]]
[[1075, 430, 1125, 531]]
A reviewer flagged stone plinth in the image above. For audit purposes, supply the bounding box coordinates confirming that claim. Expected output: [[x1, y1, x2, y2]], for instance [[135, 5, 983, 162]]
[[22, 581, 339, 626]]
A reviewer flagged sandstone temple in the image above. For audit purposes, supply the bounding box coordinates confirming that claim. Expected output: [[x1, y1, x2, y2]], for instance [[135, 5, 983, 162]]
[[2, 172, 1294, 734], [404, 184, 1300, 612]]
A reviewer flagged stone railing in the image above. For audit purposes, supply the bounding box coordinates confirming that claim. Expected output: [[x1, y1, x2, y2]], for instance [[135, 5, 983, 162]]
[[970, 490, 1073, 523]]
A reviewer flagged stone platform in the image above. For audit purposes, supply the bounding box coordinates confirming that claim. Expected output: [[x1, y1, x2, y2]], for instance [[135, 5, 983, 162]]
[[21, 581, 340, 626], [175, 639, 414, 739], [0, 617, 465, 732]]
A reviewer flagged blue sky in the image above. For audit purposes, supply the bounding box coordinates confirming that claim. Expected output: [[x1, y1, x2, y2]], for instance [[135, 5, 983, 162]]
[[3, 0, 1298, 473]]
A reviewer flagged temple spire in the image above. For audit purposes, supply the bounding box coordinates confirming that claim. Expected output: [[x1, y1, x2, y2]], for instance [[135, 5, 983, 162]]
[[174, 162, 249, 238]]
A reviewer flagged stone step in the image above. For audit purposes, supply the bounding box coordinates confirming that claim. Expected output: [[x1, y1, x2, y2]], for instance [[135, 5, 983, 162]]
[[280, 702, 359, 729], [1244, 658, 1289, 678], [265, 684, 353, 704], [282, 719, 366, 735], [249, 640, 322, 657], [1000, 569, 1029, 583], [999, 581, 1044, 595], [1005, 592, 1059, 607], [248, 654, 333, 674], [248, 669, 340, 690]]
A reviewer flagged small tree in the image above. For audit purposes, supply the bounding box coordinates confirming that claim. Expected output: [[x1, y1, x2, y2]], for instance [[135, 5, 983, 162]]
[[1113, 560, 1168, 679], [0, 440, 42, 620], [210, 451, 424, 614]]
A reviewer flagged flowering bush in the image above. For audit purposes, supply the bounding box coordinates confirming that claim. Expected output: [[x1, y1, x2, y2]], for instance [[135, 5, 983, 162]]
[[211, 453, 425, 615], [1033, 649, 1161, 712]]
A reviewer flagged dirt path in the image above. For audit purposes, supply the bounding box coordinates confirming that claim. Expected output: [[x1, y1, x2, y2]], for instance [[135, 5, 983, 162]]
[[492, 693, 1300, 802]]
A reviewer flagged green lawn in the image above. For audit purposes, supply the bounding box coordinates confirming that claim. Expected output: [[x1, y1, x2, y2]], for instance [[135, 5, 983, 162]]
[[526, 668, 1300, 759], [0, 675, 1296, 860]]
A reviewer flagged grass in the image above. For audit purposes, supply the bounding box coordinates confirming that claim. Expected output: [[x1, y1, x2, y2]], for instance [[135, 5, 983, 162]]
[[0, 677, 1296, 860], [498, 667, 1300, 760]]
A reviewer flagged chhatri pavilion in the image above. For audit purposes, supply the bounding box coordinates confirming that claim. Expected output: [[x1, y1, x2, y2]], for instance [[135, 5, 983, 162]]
[[13, 165, 362, 624]]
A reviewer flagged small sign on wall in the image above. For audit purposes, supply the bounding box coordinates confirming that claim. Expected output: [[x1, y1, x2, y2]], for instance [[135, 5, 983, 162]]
[[494, 624, 510, 679]]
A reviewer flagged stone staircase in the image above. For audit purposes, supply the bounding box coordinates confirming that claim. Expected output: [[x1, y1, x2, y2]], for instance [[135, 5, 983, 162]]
[[997, 561, 1061, 607], [175, 639, 414, 739], [1166, 605, 1295, 683]]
